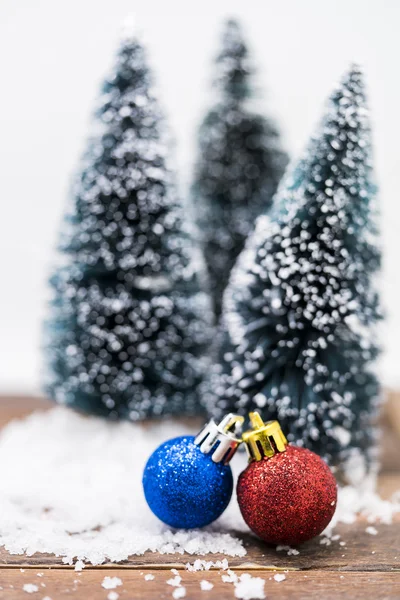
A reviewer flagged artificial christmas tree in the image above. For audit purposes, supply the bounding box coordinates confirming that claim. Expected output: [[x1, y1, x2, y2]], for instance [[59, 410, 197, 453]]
[[191, 18, 288, 320], [205, 65, 381, 468], [44, 30, 213, 420]]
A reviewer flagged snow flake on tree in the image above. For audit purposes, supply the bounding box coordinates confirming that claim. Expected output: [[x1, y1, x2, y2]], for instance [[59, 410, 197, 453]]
[[44, 30, 213, 420], [191, 18, 288, 320], [204, 65, 382, 468]]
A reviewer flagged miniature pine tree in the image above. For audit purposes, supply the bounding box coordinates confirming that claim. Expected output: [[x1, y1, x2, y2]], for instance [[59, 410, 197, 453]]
[[44, 30, 213, 420], [205, 65, 381, 469], [191, 18, 288, 320]]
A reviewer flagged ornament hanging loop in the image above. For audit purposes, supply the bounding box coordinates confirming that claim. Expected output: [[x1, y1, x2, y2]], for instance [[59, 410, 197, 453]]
[[249, 411, 265, 430], [242, 412, 288, 462], [194, 413, 244, 464]]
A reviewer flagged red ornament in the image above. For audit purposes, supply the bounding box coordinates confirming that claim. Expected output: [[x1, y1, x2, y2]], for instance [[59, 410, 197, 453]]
[[237, 412, 337, 546]]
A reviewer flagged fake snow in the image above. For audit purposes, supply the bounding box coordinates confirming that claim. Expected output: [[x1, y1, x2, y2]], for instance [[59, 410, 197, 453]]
[[22, 584, 39, 594], [101, 576, 122, 590], [0, 408, 398, 567], [234, 574, 266, 599], [144, 574, 155, 581], [366, 526, 378, 535], [107, 593, 119, 600], [222, 570, 238, 583], [185, 558, 229, 571], [167, 575, 182, 587], [186, 559, 229, 571], [172, 587, 186, 599], [273, 573, 286, 582], [276, 545, 300, 556], [0, 409, 245, 565], [321, 477, 400, 544], [200, 580, 214, 591]]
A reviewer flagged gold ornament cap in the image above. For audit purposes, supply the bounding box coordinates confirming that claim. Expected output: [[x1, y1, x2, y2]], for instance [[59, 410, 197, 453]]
[[242, 412, 288, 462]]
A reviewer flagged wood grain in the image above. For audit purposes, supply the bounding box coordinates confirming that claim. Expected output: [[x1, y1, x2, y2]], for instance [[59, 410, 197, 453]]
[[0, 569, 399, 600], [0, 396, 399, 599]]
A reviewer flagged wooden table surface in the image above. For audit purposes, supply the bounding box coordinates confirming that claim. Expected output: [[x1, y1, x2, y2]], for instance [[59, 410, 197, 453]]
[[0, 397, 399, 600]]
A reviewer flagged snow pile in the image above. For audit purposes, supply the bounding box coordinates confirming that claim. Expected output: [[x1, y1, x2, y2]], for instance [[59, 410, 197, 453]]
[[0, 408, 246, 565], [321, 474, 400, 543], [0, 407, 398, 566]]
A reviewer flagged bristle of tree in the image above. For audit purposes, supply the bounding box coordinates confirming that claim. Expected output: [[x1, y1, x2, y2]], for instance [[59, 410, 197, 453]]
[[191, 18, 288, 320], [44, 34, 213, 420], [204, 66, 382, 468]]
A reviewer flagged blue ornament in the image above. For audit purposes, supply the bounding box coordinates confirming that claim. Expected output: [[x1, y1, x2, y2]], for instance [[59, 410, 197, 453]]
[[142, 414, 244, 529]]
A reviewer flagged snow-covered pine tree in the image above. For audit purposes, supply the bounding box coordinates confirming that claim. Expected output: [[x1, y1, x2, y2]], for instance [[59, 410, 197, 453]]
[[44, 30, 213, 420], [191, 18, 288, 320], [205, 65, 381, 469]]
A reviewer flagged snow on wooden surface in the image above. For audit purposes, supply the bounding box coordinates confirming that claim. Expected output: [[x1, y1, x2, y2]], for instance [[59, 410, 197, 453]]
[[0, 398, 399, 599]]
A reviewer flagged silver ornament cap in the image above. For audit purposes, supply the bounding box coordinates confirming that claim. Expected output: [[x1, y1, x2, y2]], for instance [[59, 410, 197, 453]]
[[194, 413, 244, 464]]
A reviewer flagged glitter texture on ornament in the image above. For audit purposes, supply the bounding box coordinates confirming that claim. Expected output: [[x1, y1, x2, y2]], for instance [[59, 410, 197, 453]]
[[237, 416, 337, 545], [142, 414, 243, 529], [143, 436, 233, 529]]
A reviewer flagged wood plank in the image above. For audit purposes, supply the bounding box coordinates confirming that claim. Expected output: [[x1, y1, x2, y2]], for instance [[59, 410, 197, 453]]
[[0, 518, 399, 571], [0, 568, 399, 600], [0, 396, 51, 428]]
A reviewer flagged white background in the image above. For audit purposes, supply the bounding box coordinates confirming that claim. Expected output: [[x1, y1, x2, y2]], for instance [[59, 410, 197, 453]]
[[0, 0, 399, 393]]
